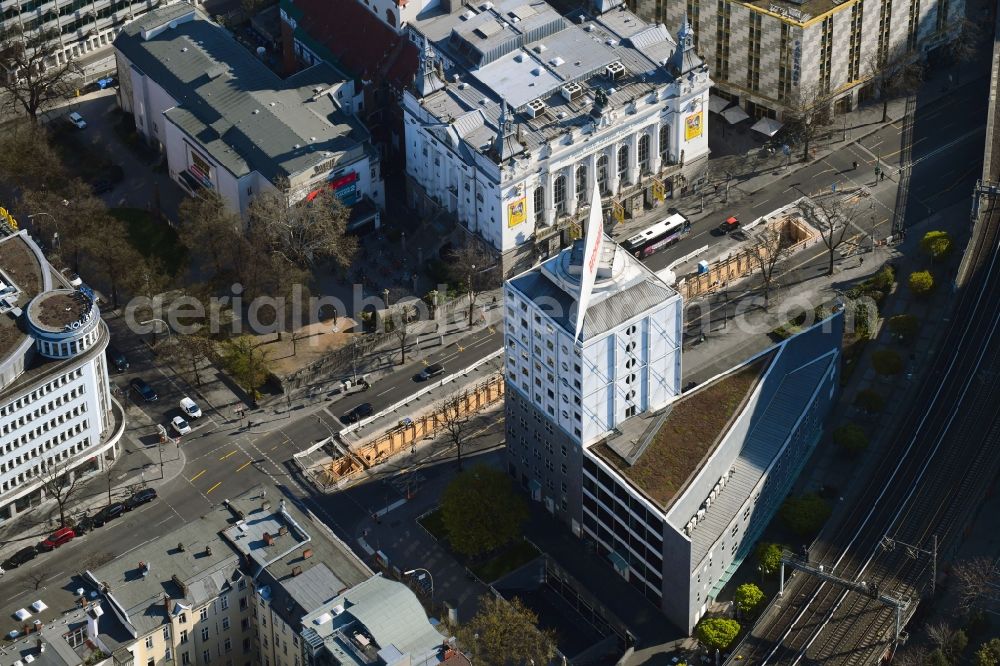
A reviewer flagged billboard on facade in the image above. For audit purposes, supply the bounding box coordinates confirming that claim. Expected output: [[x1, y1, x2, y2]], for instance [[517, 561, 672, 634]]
[[508, 197, 527, 227], [573, 186, 605, 341], [651, 178, 666, 202], [685, 112, 704, 141]]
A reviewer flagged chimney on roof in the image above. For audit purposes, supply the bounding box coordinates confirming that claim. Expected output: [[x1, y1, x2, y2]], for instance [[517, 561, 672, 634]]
[[36, 639, 45, 654], [263, 532, 274, 546], [178, 542, 185, 552], [278, 525, 288, 537], [291, 566, 302, 577], [262, 500, 272, 512], [302, 548, 313, 559], [163, 596, 171, 616], [86, 605, 103, 641], [206, 545, 212, 556], [279, 498, 287, 514]]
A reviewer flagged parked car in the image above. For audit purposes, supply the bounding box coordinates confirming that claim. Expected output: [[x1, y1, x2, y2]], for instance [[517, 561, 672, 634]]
[[39, 527, 76, 551], [107, 345, 129, 372], [171, 415, 192, 435], [714, 216, 741, 235], [130, 378, 158, 402], [341, 402, 374, 424], [125, 488, 157, 510], [67, 111, 87, 129], [61, 268, 83, 287], [2, 546, 38, 570], [418, 363, 444, 381], [180, 397, 202, 419], [93, 502, 125, 526]]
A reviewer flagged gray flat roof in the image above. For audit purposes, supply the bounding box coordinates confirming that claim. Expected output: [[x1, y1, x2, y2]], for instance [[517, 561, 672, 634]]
[[115, 5, 371, 181], [411, 0, 684, 160]]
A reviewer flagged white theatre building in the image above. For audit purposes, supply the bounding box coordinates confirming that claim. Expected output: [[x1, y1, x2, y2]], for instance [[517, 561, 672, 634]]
[[0, 229, 126, 523], [505, 196, 843, 633], [403, 0, 711, 274]]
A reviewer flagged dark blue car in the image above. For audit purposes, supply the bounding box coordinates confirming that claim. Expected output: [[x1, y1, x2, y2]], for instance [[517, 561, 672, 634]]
[[129, 378, 158, 402]]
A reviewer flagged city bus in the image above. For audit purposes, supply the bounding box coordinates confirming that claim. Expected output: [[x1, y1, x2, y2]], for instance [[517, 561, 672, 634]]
[[621, 213, 692, 259]]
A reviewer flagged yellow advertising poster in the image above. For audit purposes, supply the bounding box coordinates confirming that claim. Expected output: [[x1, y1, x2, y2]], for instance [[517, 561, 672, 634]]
[[685, 112, 704, 141], [651, 178, 665, 202], [508, 197, 527, 228], [612, 201, 625, 225]]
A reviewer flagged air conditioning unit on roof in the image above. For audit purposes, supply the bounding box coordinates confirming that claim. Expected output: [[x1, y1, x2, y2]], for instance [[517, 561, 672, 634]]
[[561, 82, 583, 102], [606, 61, 626, 79], [526, 98, 547, 118]]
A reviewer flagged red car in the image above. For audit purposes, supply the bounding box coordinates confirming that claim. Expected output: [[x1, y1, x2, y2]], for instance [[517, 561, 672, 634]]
[[40, 527, 76, 551]]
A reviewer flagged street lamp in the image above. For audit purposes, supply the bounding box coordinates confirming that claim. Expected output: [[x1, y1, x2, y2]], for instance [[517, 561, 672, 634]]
[[403, 568, 434, 604], [139, 318, 172, 345]]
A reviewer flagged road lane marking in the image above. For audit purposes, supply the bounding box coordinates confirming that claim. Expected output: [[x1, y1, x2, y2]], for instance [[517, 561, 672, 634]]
[[376, 387, 394, 397], [219, 450, 238, 460], [206, 481, 222, 494], [236, 460, 253, 472], [189, 469, 206, 482]]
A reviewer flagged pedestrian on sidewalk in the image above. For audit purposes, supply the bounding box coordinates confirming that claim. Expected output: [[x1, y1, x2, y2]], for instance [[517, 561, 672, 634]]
[[852, 161, 858, 171]]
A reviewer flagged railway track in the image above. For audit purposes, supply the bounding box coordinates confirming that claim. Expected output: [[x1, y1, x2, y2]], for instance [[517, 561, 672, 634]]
[[726, 196, 1000, 665]]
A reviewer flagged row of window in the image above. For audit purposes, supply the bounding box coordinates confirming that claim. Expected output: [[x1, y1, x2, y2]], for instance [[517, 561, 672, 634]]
[[1, 407, 88, 472], [1, 430, 90, 492], [1, 390, 87, 443], [0, 367, 83, 418]]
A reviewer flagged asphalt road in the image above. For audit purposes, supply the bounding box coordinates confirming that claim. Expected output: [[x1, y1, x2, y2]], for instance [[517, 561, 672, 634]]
[[638, 75, 988, 275]]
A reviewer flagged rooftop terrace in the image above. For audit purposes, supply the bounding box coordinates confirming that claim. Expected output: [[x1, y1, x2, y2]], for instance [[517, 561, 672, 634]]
[[0, 233, 46, 364], [592, 355, 771, 510]]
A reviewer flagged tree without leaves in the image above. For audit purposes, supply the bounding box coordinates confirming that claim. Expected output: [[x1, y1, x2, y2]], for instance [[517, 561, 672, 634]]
[[952, 557, 1000, 613], [949, 19, 983, 82], [925, 622, 957, 653], [447, 239, 500, 327], [247, 186, 358, 272], [456, 596, 556, 666], [437, 393, 472, 470], [801, 195, 863, 276], [440, 464, 528, 557], [892, 646, 930, 666], [0, 27, 83, 121], [865, 46, 923, 123], [21, 180, 106, 272], [83, 215, 144, 309], [0, 119, 67, 190], [785, 84, 833, 161], [387, 302, 414, 365], [746, 223, 793, 309], [163, 332, 215, 387], [41, 458, 80, 528], [178, 191, 243, 290]]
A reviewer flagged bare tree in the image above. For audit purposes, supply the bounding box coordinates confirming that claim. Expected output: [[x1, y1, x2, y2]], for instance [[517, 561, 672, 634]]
[[865, 46, 923, 123], [0, 28, 83, 121], [41, 458, 80, 528], [948, 19, 983, 83], [800, 195, 862, 275], [952, 557, 1000, 613], [925, 621, 957, 652], [387, 302, 415, 365], [164, 333, 215, 387], [438, 393, 472, 470], [178, 191, 243, 291], [892, 645, 929, 666], [746, 223, 793, 308], [447, 239, 500, 327], [21, 180, 106, 272], [247, 186, 358, 272], [84, 215, 144, 309], [785, 84, 833, 161], [0, 119, 66, 190]]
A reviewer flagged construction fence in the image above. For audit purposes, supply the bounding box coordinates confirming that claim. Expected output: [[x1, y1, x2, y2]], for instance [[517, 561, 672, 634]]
[[676, 213, 818, 301], [308, 373, 506, 490]]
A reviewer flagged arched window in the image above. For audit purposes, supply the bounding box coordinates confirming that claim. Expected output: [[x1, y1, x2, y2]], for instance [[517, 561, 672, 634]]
[[385, 8, 396, 25], [553, 175, 566, 216], [659, 124, 671, 164], [617, 144, 629, 182], [576, 166, 588, 203], [638, 134, 650, 174], [533, 186, 545, 223], [597, 155, 609, 194]]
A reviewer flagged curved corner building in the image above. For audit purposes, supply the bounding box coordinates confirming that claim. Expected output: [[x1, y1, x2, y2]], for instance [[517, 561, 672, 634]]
[[0, 230, 126, 522]]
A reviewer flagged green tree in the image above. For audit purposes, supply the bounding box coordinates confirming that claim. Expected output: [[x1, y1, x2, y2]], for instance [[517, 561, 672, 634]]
[[921, 231, 953, 262], [855, 388, 886, 413], [974, 639, 1000, 666], [756, 542, 783, 575], [870, 265, 896, 292], [928, 649, 949, 666], [888, 314, 919, 342], [948, 630, 969, 662], [222, 336, 271, 400], [779, 493, 832, 538], [456, 596, 556, 666], [695, 618, 741, 651], [833, 423, 869, 454], [440, 465, 528, 557], [909, 270, 934, 295], [871, 348, 904, 376], [733, 583, 765, 614]]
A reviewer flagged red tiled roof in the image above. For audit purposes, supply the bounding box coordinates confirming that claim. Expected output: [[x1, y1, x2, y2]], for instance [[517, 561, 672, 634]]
[[289, 0, 418, 88]]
